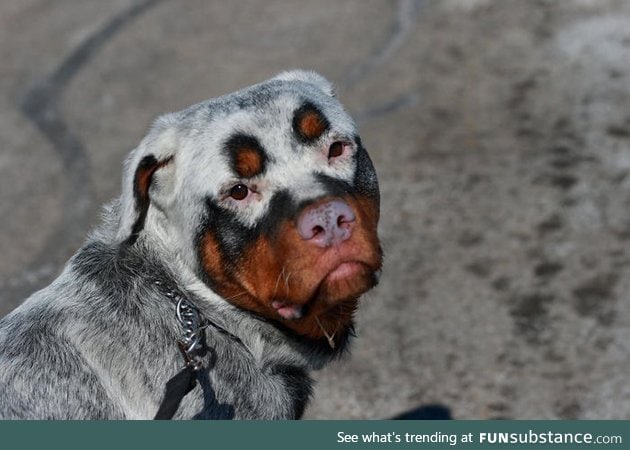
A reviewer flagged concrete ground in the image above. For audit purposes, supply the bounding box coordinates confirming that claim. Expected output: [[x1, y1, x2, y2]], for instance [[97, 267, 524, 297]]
[[2, 0, 630, 419]]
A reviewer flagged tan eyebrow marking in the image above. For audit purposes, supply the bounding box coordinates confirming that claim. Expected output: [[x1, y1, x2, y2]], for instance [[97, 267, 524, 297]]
[[292, 102, 329, 143]]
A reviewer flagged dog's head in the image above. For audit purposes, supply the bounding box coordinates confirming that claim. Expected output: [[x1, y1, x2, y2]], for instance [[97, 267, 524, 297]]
[[117, 71, 382, 343]]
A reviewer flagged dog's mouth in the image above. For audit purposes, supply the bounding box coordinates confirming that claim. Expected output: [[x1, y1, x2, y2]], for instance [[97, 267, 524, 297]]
[[271, 260, 377, 321], [264, 252, 381, 348]]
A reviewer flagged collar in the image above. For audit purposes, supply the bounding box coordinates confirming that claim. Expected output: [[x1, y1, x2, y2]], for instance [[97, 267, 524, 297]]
[[153, 279, 206, 370]]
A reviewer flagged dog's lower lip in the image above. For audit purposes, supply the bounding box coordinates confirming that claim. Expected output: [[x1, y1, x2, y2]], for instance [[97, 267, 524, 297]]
[[325, 261, 367, 283]]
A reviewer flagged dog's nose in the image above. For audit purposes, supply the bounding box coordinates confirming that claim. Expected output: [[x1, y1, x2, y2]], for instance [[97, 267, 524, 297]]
[[297, 199, 355, 248]]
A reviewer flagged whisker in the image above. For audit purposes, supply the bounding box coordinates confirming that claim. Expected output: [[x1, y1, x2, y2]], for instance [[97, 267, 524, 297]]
[[273, 266, 285, 298], [283, 270, 293, 290], [315, 316, 336, 349], [223, 291, 248, 301]]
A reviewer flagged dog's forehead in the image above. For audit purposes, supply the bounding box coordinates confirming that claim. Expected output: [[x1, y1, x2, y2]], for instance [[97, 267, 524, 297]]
[[185, 80, 354, 141], [177, 79, 357, 185]]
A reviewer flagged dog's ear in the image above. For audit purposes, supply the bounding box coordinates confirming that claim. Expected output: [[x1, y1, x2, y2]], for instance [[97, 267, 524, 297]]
[[273, 70, 336, 97], [117, 117, 179, 244]]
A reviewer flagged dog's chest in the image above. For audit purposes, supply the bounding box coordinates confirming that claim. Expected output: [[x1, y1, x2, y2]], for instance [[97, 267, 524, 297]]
[[175, 333, 313, 419]]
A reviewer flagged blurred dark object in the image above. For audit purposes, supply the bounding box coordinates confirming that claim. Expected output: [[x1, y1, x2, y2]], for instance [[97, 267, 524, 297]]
[[392, 404, 452, 420]]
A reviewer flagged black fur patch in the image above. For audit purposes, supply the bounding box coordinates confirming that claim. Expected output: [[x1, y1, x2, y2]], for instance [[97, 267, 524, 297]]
[[312, 173, 354, 200], [353, 136, 380, 201], [196, 189, 297, 269], [271, 365, 313, 419]]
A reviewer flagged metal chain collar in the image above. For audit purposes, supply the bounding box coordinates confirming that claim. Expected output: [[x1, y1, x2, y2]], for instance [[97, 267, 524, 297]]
[[153, 280, 204, 371]]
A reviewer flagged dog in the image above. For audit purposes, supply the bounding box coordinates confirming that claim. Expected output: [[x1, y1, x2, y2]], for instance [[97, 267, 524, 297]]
[[0, 70, 382, 419]]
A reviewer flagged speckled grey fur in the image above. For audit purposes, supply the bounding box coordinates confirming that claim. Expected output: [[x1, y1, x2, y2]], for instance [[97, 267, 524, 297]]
[[0, 71, 375, 419]]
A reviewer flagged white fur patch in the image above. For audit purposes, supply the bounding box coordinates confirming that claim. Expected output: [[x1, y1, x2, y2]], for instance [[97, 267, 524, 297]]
[[116, 71, 360, 259]]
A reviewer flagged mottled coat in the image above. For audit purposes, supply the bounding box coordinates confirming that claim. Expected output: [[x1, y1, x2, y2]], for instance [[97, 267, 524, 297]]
[[0, 71, 381, 419]]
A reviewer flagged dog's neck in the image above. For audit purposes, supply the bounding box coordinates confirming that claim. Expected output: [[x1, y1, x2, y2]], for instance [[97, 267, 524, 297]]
[[170, 262, 347, 371]]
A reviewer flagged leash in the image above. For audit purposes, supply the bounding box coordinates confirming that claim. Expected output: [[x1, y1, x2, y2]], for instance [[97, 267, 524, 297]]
[[153, 280, 205, 420]]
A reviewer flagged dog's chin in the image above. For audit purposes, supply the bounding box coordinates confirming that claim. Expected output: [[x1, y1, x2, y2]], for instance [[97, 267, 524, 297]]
[[267, 262, 378, 342]]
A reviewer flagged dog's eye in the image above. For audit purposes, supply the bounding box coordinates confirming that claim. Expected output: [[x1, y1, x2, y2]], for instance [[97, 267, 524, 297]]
[[229, 184, 249, 200], [328, 141, 345, 159]]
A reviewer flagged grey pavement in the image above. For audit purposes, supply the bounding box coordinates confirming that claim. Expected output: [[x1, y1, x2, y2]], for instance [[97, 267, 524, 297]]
[[2, 0, 630, 419]]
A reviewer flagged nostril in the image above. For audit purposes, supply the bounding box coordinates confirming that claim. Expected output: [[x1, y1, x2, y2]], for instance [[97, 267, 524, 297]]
[[312, 225, 325, 236], [337, 214, 354, 227]]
